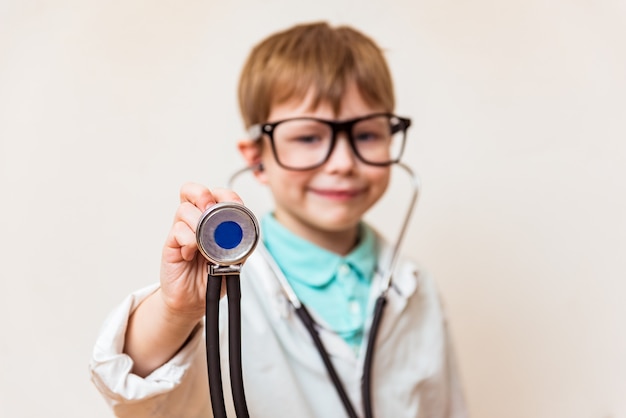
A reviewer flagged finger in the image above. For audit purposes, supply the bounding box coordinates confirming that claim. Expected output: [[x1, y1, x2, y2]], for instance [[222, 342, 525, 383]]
[[174, 201, 203, 230], [179, 182, 216, 211], [210, 187, 244, 205], [164, 221, 198, 262]]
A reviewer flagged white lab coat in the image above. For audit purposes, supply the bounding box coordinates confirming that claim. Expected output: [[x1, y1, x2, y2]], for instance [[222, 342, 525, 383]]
[[90, 236, 467, 417]]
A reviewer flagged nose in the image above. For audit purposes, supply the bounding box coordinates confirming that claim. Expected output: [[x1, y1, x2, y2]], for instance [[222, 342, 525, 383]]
[[324, 134, 357, 172]]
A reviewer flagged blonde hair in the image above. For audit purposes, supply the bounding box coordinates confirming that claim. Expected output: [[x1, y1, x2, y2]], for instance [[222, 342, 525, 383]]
[[238, 22, 395, 128]]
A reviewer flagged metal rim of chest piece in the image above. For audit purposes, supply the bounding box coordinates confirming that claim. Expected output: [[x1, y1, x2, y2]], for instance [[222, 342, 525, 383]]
[[195, 202, 260, 267]]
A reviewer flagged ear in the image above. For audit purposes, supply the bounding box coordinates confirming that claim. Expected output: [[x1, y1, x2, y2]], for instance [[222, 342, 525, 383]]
[[237, 139, 267, 184]]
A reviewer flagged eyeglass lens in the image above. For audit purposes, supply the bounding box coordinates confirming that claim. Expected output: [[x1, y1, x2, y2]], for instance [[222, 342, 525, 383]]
[[271, 115, 405, 170]]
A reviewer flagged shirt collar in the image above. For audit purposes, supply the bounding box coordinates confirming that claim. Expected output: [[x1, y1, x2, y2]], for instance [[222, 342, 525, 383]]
[[261, 213, 377, 287]]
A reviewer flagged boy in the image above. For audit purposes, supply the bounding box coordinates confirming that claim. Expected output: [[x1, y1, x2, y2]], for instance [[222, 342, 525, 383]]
[[91, 21, 467, 417]]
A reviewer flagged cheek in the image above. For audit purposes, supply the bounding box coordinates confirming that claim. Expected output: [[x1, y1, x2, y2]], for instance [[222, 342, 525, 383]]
[[369, 168, 391, 194], [263, 163, 311, 193]]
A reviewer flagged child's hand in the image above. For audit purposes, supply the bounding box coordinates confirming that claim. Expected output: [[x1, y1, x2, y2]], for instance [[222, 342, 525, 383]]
[[159, 182, 244, 321]]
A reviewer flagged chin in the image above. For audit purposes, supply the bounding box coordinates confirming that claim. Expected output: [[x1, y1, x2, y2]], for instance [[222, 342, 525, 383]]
[[314, 214, 363, 232]]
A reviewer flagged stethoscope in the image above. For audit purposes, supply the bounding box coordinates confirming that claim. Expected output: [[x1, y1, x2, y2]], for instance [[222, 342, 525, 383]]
[[195, 162, 420, 418]]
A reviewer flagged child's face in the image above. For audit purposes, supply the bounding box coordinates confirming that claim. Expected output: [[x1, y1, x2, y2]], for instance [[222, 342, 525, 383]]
[[240, 82, 391, 247]]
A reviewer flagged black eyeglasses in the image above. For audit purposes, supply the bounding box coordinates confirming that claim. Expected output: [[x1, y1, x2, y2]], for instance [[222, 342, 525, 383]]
[[248, 113, 411, 171]]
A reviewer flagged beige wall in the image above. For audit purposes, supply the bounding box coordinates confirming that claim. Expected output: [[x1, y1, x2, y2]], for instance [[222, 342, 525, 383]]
[[1, 1, 624, 417]]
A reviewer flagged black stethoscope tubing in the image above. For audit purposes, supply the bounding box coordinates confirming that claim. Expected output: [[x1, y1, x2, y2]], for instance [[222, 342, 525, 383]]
[[295, 303, 361, 418], [255, 233, 395, 418], [208, 250, 389, 418], [362, 294, 387, 418], [206, 273, 250, 418], [294, 293, 388, 418], [252, 162, 418, 418]]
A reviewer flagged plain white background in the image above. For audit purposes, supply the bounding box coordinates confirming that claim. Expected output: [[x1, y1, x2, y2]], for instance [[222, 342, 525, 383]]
[[1, 0, 624, 417]]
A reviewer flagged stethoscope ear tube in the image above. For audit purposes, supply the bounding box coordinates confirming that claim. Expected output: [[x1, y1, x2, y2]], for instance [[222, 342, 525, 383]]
[[361, 295, 387, 418], [362, 162, 419, 418]]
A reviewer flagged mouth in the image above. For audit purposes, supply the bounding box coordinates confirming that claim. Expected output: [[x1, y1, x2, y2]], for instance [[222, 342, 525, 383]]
[[309, 187, 364, 200]]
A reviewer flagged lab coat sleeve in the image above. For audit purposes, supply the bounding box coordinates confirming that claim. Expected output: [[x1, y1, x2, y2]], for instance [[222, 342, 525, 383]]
[[90, 284, 210, 417]]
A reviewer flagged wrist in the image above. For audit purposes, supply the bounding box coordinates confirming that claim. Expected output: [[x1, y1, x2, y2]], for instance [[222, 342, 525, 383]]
[[155, 289, 203, 335]]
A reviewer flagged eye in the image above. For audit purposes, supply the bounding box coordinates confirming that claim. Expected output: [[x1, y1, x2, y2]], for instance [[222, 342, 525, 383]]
[[354, 130, 384, 142], [292, 134, 322, 144], [275, 120, 329, 146], [353, 117, 391, 143]]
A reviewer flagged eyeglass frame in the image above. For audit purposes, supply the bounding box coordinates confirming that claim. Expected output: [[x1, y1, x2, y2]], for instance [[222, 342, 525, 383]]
[[247, 112, 412, 171]]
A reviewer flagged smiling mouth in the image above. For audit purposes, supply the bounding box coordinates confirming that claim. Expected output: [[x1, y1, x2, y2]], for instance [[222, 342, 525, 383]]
[[310, 188, 364, 199]]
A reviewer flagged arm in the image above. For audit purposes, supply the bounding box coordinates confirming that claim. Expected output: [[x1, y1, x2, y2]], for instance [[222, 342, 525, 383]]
[[123, 183, 242, 376], [90, 283, 208, 417], [124, 288, 202, 377]]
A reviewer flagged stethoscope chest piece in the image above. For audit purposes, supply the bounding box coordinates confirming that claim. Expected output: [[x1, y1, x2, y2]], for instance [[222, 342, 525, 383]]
[[196, 202, 260, 267]]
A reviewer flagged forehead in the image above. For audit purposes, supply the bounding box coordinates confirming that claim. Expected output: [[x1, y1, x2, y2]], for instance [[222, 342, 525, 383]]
[[267, 83, 385, 122]]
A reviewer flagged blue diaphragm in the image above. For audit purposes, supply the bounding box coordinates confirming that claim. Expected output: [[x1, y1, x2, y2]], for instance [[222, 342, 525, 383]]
[[196, 203, 259, 266]]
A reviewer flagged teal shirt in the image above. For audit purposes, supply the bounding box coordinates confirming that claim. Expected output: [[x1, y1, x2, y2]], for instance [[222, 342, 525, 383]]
[[262, 214, 377, 350]]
